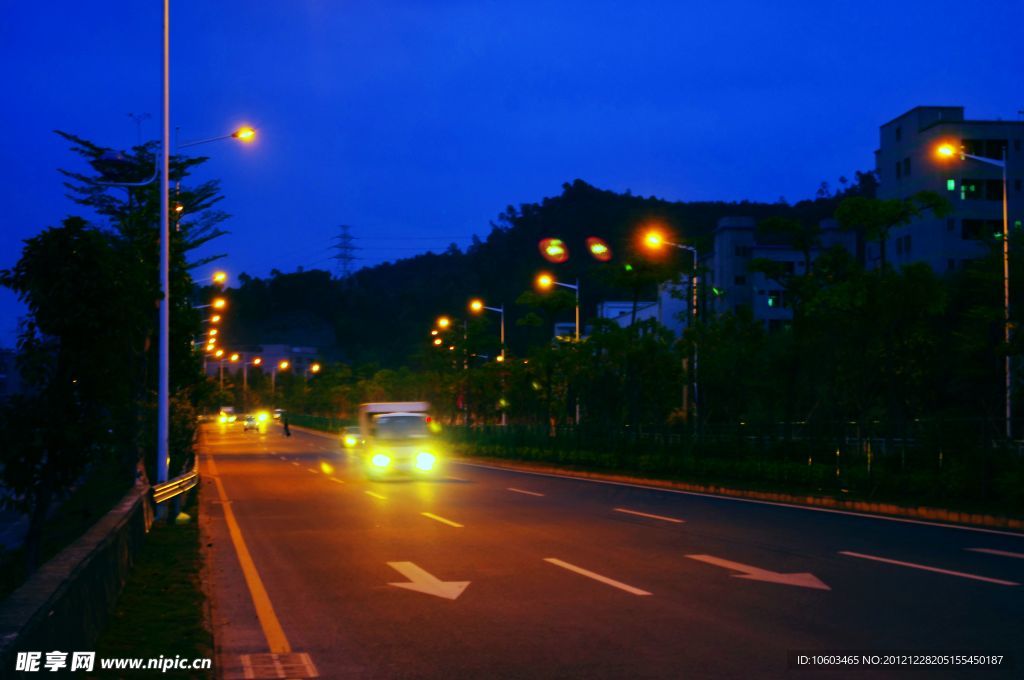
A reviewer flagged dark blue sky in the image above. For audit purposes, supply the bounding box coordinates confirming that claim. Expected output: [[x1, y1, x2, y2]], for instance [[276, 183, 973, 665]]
[[2, 0, 1022, 344]]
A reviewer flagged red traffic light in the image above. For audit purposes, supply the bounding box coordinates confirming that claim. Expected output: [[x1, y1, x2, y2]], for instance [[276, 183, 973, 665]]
[[586, 237, 612, 262], [539, 238, 569, 263]]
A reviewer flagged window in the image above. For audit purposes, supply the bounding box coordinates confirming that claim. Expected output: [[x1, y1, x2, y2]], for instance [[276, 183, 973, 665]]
[[895, 126, 901, 141], [985, 180, 1003, 202], [767, 290, 785, 308], [947, 218, 956, 232], [903, 157, 911, 177], [946, 178, 956, 191], [962, 219, 1001, 240], [963, 139, 1007, 160], [895, 161, 902, 179], [734, 275, 746, 285], [961, 179, 981, 200], [734, 245, 752, 257]]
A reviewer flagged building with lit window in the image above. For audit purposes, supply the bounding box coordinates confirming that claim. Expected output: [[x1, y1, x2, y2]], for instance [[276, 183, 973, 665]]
[[874, 106, 1023, 273]]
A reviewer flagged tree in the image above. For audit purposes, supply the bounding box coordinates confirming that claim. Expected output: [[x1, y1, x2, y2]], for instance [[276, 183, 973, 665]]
[[835, 192, 949, 269]]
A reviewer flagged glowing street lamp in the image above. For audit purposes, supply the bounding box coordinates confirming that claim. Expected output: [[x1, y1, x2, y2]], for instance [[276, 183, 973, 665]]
[[230, 353, 240, 362], [272, 359, 290, 394], [232, 126, 256, 142], [936, 140, 1012, 438], [534, 274, 580, 342], [214, 349, 224, 358], [470, 297, 508, 425], [437, 316, 451, 330], [210, 314, 221, 324], [212, 271, 228, 285], [433, 338, 443, 346]]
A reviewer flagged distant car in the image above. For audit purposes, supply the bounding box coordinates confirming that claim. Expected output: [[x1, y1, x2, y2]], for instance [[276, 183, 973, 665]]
[[242, 415, 259, 431], [273, 408, 284, 420], [340, 426, 363, 449]]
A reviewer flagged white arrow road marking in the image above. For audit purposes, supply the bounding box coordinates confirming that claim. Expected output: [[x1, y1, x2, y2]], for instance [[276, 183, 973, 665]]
[[421, 512, 463, 528], [544, 558, 652, 595], [614, 507, 684, 524], [840, 551, 1019, 586], [686, 554, 831, 590], [967, 548, 1024, 560], [387, 562, 470, 600], [508, 487, 545, 497]]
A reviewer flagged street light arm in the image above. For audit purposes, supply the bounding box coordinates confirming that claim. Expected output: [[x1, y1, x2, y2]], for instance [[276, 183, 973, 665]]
[[960, 151, 1006, 169], [177, 133, 235, 149]]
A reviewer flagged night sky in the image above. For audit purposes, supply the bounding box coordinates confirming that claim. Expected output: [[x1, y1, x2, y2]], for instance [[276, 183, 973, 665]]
[[2, 0, 1022, 345]]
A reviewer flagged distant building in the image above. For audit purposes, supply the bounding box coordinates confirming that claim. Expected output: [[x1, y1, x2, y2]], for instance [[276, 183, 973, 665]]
[[874, 105, 1023, 273], [204, 344, 319, 380], [698, 216, 856, 330]]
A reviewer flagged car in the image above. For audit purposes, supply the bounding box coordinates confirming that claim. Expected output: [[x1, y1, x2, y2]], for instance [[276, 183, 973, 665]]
[[242, 415, 259, 431], [358, 403, 443, 480], [273, 408, 284, 420], [340, 426, 363, 450]]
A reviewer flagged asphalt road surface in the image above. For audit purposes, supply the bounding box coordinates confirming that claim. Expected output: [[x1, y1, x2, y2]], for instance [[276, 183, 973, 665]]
[[199, 423, 1023, 679]]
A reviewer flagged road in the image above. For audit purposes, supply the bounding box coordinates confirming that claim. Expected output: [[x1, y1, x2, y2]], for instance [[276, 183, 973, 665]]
[[200, 423, 1023, 679]]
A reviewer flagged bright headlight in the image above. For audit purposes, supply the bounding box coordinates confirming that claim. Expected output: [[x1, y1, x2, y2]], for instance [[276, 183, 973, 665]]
[[371, 453, 391, 468], [343, 436, 357, 448], [415, 452, 436, 471]]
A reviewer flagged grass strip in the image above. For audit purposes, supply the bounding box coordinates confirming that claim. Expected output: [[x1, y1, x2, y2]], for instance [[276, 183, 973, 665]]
[[89, 499, 211, 679]]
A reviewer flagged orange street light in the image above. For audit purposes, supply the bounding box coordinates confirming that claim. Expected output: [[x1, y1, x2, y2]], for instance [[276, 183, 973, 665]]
[[430, 329, 439, 336], [213, 271, 228, 284], [210, 314, 221, 323], [175, 203, 184, 213], [310, 362, 321, 374], [433, 338, 443, 346], [936, 143, 958, 158], [496, 354, 505, 363], [279, 360, 290, 370], [469, 299, 484, 313], [253, 357, 262, 366], [437, 316, 451, 329], [212, 298, 227, 310], [214, 349, 224, 358], [644, 230, 665, 250], [230, 353, 240, 362], [536, 273, 554, 290], [209, 329, 218, 337], [232, 126, 256, 142]]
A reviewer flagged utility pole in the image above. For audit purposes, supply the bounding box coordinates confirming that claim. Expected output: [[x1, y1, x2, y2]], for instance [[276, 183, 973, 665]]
[[332, 224, 359, 280]]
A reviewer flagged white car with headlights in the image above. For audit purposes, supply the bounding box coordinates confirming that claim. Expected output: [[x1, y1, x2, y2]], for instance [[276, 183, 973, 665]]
[[358, 402, 442, 479]]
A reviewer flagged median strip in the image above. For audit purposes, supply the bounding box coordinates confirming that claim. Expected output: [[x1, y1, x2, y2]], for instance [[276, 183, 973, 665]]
[[421, 512, 463, 528], [839, 551, 1019, 586], [967, 547, 1024, 560], [614, 507, 684, 524], [544, 558, 651, 595]]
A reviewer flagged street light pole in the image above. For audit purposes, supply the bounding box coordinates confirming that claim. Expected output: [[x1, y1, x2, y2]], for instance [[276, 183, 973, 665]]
[[642, 232, 699, 425], [938, 143, 1011, 439], [537, 276, 582, 423], [156, 0, 171, 487]]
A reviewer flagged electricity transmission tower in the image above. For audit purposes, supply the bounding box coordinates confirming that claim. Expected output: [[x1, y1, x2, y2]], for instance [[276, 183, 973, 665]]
[[332, 224, 359, 280]]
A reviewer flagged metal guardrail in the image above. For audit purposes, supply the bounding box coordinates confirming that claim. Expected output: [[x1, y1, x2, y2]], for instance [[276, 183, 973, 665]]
[[152, 456, 198, 504]]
